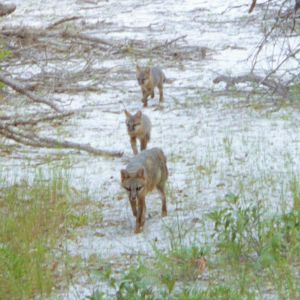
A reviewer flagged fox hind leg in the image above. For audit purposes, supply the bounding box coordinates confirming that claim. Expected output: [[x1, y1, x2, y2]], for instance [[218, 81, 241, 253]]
[[157, 185, 167, 217]]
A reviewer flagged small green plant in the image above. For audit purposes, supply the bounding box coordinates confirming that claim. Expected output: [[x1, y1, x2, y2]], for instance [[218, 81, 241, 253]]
[[175, 285, 254, 300], [96, 261, 155, 300], [208, 193, 300, 297], [289, 175, 300, 212], [223, 136, 233, 164], [0, 47, 12, 89], [152, 244, 208, 284]]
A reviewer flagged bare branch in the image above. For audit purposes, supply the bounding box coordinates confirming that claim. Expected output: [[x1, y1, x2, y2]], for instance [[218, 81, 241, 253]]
[[46, 16, 83, 30], [0, 73, 61, 112], [248, 0, 257, 14], [213, 73, 289, 98], [0, 125, 123, 157], [151, 35, 187, 51], [0, 3, 16, 17], [0, 111, 74, 126]]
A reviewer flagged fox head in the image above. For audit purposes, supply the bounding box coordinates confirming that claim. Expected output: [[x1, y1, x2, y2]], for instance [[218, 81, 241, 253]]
[[136, 65, 151, 86], [124, 110, 142, 133], [121, 168, 146, 202]]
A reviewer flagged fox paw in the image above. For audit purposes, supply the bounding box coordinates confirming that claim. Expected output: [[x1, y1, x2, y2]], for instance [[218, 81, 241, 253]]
[[134, 227, 143, 234], [162, 211, 167, 217]]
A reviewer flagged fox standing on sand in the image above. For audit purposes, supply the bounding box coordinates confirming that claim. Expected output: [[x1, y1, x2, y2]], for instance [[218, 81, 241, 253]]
[[121, 148, 168, 234], [136, 65, 167, 107], [125, 110, 151, 155]]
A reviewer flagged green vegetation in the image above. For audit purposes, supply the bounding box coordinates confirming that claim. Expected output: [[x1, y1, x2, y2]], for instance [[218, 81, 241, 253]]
[[0, 171, 90, 299], [92, 191, 300, 299]]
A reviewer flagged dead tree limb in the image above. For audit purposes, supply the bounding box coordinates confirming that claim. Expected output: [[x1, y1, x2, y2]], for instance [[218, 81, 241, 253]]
[[0, 111, 74, 126], [0, 73, 61, 112], [213, 74, 289, 98], [248, 0, 257, 13], [0, 3, 16, 17], [0, 125, 123, 157], [61, 31, 115, 47], [151, 35, 187, 51], [46, 16, 82, 30]]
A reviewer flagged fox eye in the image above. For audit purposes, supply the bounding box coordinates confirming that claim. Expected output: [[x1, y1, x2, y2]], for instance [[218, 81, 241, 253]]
[[136, 186, 143, 191], [125, 187, 131, 192]]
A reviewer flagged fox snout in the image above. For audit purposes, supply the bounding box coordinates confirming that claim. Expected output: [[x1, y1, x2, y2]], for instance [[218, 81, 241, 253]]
[[138, 78, 145, 85], [130, 190, 137, 201], [127, 124, 135, 132]]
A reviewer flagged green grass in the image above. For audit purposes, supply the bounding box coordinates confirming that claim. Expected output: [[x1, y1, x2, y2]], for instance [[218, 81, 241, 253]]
[[0, 171, 83, 299]]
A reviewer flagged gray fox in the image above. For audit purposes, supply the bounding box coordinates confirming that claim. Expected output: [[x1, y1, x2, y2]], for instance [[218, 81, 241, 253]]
[[120, 148, 168, 234], [124, 110, 151, 155], [136, 65, 167, 107]]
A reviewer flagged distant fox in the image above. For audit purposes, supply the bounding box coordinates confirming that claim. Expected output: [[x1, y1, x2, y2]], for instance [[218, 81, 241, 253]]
[[121, 148, 168, 234], [136, 65, 167, 107], [124, 110, 151, 155]]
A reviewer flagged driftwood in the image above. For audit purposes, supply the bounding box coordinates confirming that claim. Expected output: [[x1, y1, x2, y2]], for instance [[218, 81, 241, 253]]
[[213, 74, 289, 98]]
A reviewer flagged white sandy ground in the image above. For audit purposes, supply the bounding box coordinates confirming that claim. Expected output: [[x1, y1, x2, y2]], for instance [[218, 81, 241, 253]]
[[1, 0, 300, 299]]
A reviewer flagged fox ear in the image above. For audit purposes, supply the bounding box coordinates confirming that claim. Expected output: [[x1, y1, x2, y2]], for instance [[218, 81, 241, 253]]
[[136, 168, 145, 179], [136, 65, 141, 73], [121, 169, 129, 182], [124, 110, 131, 118], [135, 111, 142, 119]]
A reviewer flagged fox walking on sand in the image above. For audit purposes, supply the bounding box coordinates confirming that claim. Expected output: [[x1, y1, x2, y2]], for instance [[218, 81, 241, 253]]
[[121, 148, 168, 234], [136, 65, 168, 107], [125, 110, 151, 155]]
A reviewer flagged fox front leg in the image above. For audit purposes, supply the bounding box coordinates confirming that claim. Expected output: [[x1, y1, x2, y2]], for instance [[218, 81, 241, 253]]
[[135, 197, 146, 234], [129, 199, 137, 217], [140, 137, 148, 151], [130, 137, 138, 155], [141, 89, 148, 107], [158, 83, 164, 103]]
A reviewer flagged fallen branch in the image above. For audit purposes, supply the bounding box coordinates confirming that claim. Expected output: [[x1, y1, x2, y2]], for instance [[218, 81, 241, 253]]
[[0, 3, 16, 17], [61, 31, 115, 47], [213, 74, 289, 98], [0, 125, 123, 157], [151, 35, 187, 51], [0, 111, 74, 126], [46, 16, 82, 30], [0, 73, 61, 111], [248, 0, 257, 13]]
